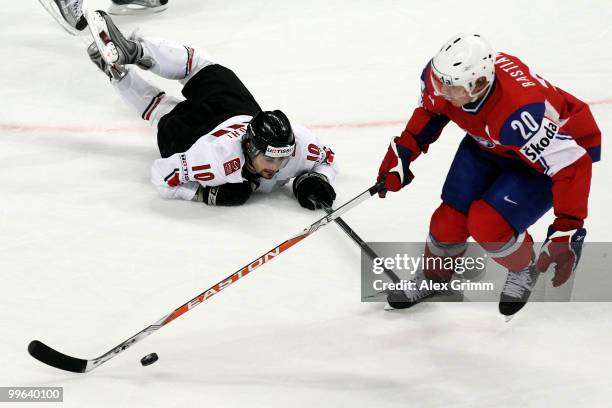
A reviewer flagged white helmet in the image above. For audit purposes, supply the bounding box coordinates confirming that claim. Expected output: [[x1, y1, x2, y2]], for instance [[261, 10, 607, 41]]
[[430, 33, 495, 99]]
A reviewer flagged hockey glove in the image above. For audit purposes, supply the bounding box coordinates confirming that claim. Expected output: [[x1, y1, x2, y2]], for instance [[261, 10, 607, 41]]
[[377, 137, 414, 197], [536, 225, 587, 287], [293, 172, 336, 210], [193, 182, 255, 206]]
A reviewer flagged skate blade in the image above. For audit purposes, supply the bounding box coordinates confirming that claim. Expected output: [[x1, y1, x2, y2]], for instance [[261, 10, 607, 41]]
[[107, 4, 168, 16], [504, 314, 515, 323], [85, 10, 120, 64], [38, 0, 82, 36]]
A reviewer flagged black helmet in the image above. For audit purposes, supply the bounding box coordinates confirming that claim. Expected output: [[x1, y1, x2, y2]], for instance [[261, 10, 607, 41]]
[[245, 110, 295, 159]]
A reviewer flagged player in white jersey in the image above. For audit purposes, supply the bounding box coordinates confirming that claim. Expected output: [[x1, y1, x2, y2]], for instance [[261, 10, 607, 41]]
[[84, 10, 337, 208]]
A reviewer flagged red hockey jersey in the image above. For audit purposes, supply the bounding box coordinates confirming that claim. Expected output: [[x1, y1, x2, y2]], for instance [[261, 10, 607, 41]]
[[398, 52, 601, 229]]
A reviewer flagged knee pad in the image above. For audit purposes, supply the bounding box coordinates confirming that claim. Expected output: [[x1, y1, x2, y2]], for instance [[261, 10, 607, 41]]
[[430, 203, 469, 243], [467, 200, 515, 249], [468, 200, 533, 271]]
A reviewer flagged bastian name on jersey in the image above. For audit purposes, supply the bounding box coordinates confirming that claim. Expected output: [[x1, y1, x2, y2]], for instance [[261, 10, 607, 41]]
[[495, 55, 536, 88]]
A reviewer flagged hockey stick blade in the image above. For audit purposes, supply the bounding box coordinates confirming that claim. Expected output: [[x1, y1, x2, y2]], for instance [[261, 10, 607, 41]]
[[28, 182, 384, 373], [28, 340, 87, 373]]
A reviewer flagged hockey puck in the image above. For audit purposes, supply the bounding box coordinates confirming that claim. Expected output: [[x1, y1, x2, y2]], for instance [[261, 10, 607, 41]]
[[140, 353, 159, 366]]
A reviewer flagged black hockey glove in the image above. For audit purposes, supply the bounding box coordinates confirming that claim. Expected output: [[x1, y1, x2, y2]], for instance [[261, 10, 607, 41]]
[[292, 172, 336, 210], [193, 182, 255, 206]]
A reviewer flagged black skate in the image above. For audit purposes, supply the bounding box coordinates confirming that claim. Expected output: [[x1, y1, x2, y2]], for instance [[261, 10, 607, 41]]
[[85, 10, 143, 67], [498, 263, 539, 317], [384, 272, 445, 310]]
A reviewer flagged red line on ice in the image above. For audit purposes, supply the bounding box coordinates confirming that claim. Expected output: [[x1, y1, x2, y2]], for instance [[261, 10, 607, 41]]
[[1, 99, 610, 134]]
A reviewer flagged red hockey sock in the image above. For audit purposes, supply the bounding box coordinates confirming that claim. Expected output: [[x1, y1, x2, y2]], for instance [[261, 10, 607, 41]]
[[424, 203, 469, 281]]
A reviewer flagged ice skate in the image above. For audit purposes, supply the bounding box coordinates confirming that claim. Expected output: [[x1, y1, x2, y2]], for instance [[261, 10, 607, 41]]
[[39, 0, 87, 35], [498, 263, 539, 318], [87, 42, 128, 81], [108, 0, 169, 15], [85, 10, 143, 66], [384, 271, 443, 311]]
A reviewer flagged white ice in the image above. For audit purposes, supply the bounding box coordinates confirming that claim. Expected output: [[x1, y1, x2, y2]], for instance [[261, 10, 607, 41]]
[[1, 1, 611, 407]]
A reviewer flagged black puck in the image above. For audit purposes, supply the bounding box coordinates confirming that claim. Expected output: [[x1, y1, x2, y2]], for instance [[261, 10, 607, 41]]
[[140, 353, 159, 366]]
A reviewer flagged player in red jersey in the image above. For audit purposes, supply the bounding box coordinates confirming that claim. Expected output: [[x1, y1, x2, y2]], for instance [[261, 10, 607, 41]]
[[377, 33, 601, 316]]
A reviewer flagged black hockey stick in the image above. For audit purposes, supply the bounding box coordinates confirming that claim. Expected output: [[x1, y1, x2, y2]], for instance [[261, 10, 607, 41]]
[[319, 204, 402, 286], [320, 204, 469, 308], [28, 182, 384, 373]]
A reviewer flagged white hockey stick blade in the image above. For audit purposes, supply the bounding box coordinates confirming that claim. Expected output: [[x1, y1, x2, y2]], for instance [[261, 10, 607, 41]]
[[38, 0, 83, 36]]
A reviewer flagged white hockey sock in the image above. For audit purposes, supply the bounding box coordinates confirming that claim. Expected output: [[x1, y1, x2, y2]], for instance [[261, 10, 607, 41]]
[[113, 69, 182, 127], [140, 37, 215, 82]]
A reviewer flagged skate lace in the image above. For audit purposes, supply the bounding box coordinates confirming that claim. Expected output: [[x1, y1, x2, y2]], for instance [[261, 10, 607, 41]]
[[502, 269, 533, 298]]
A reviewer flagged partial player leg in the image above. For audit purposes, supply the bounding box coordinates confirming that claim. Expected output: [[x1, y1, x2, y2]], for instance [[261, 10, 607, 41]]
[[467, 200, 539, 316], [87, 10, 214, 82], [86, 10, 144, 67], [87, 41, 181, 127], [39, 0, 87, 34], [113, 70, 182, 128], [137, 36, 215, 82], [85, 9, 182, 126], [472, 168, 553, 316], [108, 0, 169, 16], [386, 203, 469, 310], [87, 42, 128, 81]]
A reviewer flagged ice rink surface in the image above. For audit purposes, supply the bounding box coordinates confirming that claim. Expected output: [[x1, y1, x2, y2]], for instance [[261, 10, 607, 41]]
[[1, 1, 612, 407]]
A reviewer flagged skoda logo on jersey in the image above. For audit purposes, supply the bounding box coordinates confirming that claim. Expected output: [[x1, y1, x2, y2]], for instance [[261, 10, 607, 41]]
[[469, 134, 496, 148], [265, 145, 295, 158], [520, 119, 559, 162]]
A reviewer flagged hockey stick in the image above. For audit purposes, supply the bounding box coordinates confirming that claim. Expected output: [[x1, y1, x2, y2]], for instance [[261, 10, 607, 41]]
[[321, 204, 401, 285], [28, 182, 384, 373]]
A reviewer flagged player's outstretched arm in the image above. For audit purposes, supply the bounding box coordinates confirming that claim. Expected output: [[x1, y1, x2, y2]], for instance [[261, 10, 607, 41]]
[[289, 125, 338, 210], [193, 182, 255, 206]]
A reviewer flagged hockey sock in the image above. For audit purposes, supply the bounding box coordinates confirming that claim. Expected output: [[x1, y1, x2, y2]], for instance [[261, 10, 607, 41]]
[[112, 69, 181, 126], [423, 233, 467, 281], [139, 37, 214, 82]]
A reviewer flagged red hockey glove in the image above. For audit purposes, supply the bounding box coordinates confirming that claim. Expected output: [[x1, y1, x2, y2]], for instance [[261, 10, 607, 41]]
[[536, 225, 587, 287], [377, 137, 414, 197]]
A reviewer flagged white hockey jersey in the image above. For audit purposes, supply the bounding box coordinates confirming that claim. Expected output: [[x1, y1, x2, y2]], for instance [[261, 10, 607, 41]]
[[150, 115, 338, 200]]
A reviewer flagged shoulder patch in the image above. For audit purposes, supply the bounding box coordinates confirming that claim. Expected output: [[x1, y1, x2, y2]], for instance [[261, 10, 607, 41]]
[[223, 157, 241, 175]]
